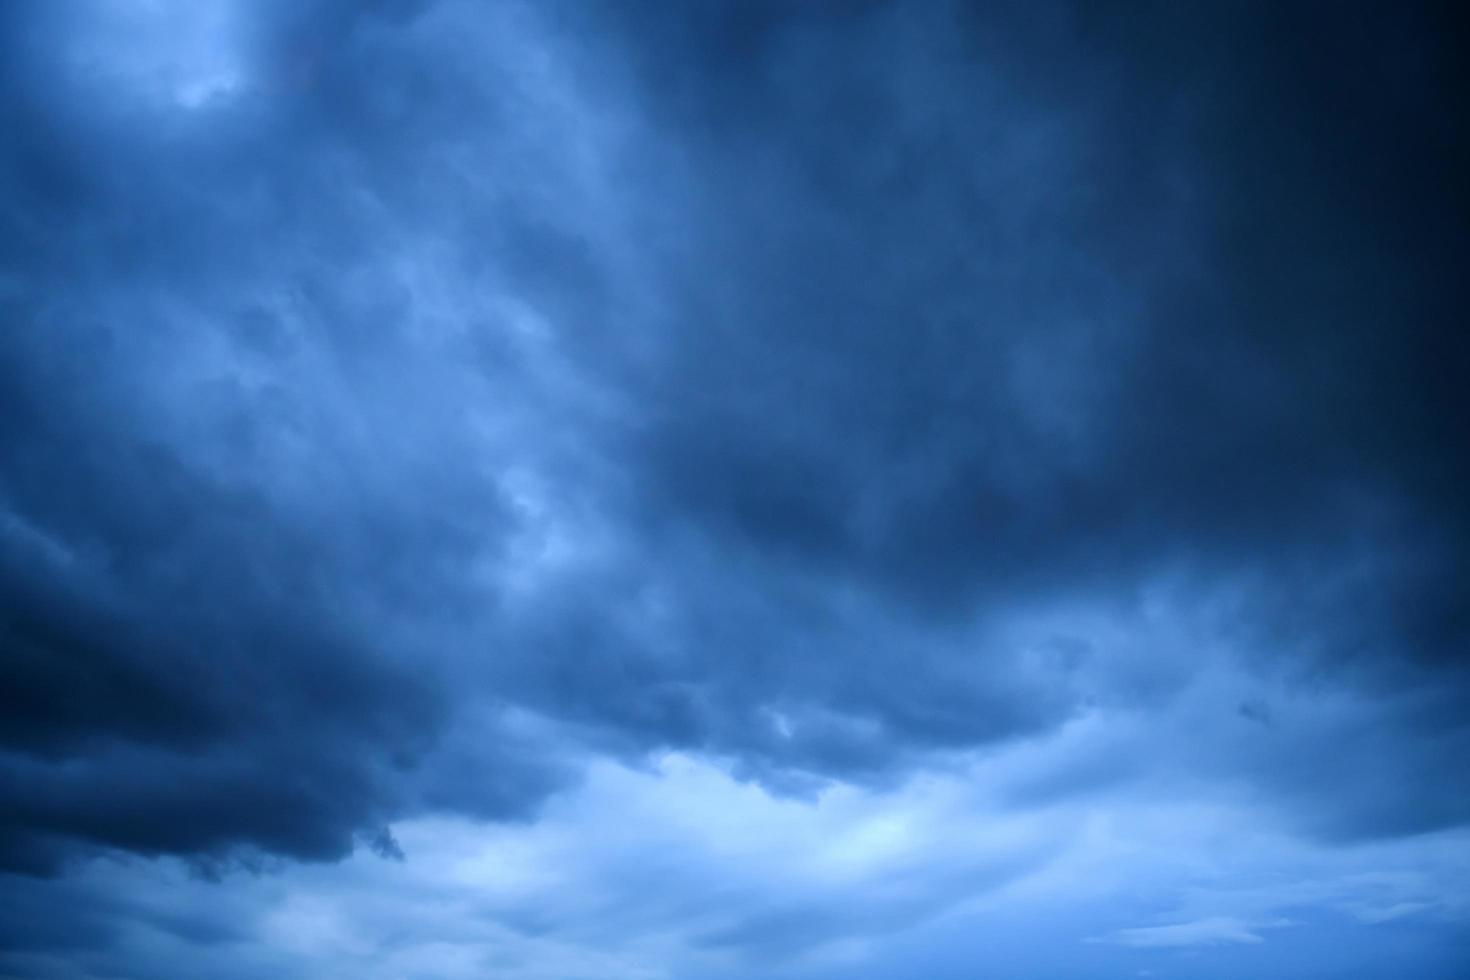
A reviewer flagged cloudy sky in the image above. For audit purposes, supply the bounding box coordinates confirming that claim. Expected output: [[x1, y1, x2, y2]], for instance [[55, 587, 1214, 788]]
[[2, 1, 1469, 977]]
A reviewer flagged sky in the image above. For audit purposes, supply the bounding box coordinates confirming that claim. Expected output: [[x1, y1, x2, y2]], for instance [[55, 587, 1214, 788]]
[[1, 1, 1468, 977]]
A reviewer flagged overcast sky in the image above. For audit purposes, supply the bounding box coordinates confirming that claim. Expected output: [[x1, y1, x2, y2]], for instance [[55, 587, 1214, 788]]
[[2, 1, 1469, 977]]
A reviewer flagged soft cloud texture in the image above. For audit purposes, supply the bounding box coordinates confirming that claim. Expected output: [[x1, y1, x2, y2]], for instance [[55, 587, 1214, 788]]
[[1, 0, 1467, 976]]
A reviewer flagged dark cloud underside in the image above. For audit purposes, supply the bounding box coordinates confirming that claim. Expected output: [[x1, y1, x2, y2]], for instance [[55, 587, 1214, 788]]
[[0, 0, 1466, 931]]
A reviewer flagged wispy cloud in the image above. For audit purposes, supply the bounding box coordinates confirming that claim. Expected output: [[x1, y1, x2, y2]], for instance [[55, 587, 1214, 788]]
[[1090, 916, 1293, 949]]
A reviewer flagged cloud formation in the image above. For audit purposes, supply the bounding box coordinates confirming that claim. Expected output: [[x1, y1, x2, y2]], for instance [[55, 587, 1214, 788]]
[[1091, 917, 1292, 949], [1, 0, 1467, 976]]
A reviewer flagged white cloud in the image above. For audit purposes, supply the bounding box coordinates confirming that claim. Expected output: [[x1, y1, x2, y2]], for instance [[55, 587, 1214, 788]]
[[1089, 915, 1292, 948]]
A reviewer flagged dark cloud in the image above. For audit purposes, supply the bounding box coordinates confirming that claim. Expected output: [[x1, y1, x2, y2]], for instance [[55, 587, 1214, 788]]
[[477, 0, 1470, 829], [589, 0, 1470, 638], [0, 0, 572, 876], [1, 1, 1468, 973]]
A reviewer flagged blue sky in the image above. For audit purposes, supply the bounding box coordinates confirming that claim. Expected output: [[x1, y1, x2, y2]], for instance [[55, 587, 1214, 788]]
[[2, 1, 1468, 977]]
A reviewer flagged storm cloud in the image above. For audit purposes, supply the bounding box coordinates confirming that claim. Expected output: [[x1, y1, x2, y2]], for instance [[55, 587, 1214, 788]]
[[1, 1, 1467, 976]]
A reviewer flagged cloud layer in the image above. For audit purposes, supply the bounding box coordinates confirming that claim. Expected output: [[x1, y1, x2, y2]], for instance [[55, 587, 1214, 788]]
[[1, 1, 1467, 976]]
